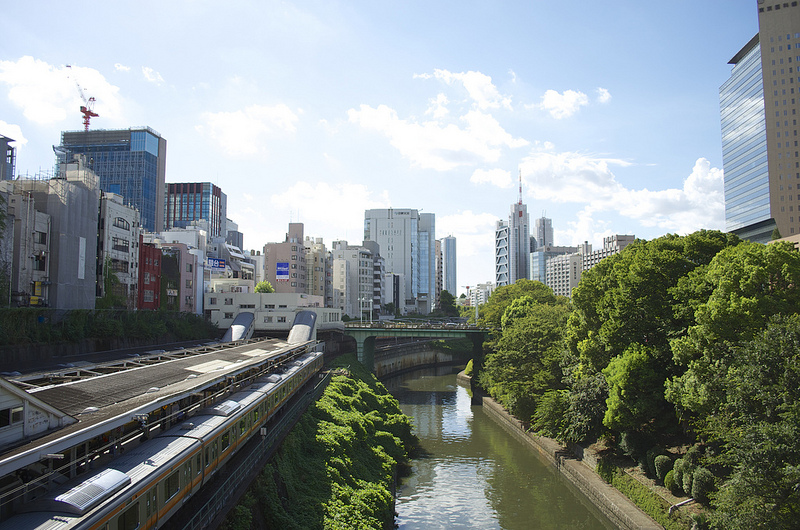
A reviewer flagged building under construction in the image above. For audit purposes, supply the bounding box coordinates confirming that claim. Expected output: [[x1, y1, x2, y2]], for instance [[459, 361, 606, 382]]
[[0, 156, 100, 309], [57, 128, 167, 233]]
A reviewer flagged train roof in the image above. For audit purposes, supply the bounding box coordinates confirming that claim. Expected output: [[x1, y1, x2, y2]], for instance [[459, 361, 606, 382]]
[[0, 338, 316, 478]]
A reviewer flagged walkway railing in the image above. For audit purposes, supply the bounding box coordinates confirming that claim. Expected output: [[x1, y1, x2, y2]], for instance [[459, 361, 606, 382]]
[[179, 371, 333, 530]]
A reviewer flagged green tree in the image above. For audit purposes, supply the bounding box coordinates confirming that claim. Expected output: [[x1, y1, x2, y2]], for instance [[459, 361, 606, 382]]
[[667, 241, 800, 420], [602, 344, 667, 434], [479, 300, 570, 421], [480, 279, 558, 331], [771, 226, 783, 240], [700, 315, 800, 528], [438, 289, 458, 316], [96, 256, 127, 309], [255, 280, 275, 293]]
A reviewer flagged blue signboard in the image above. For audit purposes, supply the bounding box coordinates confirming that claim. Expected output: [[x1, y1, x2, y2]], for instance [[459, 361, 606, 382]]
[[276, 262, 290, 281], [207, 257, 226, 269]]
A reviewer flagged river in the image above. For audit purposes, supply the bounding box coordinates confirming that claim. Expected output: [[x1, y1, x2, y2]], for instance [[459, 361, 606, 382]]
[[385, 367, 614, 530]]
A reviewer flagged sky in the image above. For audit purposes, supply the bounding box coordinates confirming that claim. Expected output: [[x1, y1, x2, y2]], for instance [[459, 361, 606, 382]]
[[1, 1, 759, 295]]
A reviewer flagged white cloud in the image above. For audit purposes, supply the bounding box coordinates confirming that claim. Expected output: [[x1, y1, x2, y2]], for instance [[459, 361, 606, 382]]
[[0, 121, 27, 146], [114, 63, 130, 72], [521, 148, 724, 242], [348, 104, 527, 171], [416, 69, 512, 110], [196, 104, 299, 157], [596, 87, 611, 104], [230, 181, 391, 248], [142, 67, 164, 84], [470, 168, 513, 188], [425, 93, 449, 119], [0, 57, 123, 125], [538, 89, 589, 119]]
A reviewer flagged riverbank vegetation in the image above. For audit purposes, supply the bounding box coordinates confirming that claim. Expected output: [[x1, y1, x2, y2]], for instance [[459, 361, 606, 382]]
[[475, 231, 800, 528], [0, 307, 219, 346], [221, 353, 417, 530]]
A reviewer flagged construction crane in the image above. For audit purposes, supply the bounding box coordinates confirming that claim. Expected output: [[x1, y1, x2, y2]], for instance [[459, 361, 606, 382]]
[[66, 65, 99, 132]]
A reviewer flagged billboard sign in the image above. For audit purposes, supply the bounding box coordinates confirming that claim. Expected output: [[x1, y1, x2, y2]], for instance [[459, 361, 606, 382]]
[[207, 257, 226, 269], [276, 262, 290, 281]]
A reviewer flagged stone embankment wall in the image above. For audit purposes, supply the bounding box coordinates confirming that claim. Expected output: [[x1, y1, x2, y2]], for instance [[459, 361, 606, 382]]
[[373, 342, 454, 379], [470, 374, 662, 530]]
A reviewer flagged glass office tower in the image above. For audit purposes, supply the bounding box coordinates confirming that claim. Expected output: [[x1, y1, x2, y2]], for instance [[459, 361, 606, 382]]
[[59, 127, 167, 233]]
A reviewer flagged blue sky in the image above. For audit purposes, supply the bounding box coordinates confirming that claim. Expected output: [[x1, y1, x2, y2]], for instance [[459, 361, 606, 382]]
[[1, 1, 757, 293]]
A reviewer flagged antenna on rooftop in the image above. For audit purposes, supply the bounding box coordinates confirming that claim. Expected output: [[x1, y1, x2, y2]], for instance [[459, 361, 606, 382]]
[[518, 169, 523, 205]]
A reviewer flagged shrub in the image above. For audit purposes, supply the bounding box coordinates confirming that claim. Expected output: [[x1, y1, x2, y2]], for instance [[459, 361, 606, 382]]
[[532, 390, 569, 439], [464, 359, 473, 376], [646, 446, 666, 478], [664, 469, 677, 493], [684, 444, 702, 465], [654, 454, 673, 484], [619, 430, 650, 462], [691, 467, 714, 503], [596, 457, 617, 484], [672, 458, 686, 494], [682, 465, 694, 496]]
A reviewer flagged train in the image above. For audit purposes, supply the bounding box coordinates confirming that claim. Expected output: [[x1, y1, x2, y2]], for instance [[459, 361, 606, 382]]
[[0, 348, 324, 530]]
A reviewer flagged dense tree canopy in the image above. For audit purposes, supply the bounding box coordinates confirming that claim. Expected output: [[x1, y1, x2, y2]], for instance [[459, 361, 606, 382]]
[[255, 280, 275, 293], [438, 290, 458, 316]]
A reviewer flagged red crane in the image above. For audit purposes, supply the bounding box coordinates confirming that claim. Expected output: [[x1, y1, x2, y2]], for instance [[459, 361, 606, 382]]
[[66, 65, 99, 131]]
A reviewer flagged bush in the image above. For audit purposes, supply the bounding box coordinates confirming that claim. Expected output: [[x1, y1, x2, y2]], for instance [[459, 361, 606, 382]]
[[664, 469, 677, 493], [532, 390, 569, 439], [672, 458, 686, 494], [464, 359, 473, 376], [646, 446, 666, 478], [691, 467, 714, 503], [596, 457, 617, 484], [654, 455, 673, 484], [619, 430, 651, 462], [682, 465, 694, 496]]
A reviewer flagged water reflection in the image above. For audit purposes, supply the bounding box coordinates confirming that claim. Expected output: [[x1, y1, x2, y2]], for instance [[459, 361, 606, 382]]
[[388, 367, 612, 530]]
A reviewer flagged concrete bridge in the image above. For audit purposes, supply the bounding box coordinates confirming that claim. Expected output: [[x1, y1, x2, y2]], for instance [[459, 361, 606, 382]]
[[342, 323, 489, 373]]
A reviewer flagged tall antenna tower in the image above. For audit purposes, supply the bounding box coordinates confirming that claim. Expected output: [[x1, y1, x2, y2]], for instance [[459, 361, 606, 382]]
[[518, 169, 523, 205]]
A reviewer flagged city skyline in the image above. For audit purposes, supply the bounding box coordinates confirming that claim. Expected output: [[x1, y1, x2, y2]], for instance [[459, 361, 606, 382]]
[[1, 1, 757, 293]]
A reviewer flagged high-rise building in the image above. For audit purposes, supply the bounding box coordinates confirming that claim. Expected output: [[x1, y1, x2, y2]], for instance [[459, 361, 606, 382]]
[[58, 127, 167, 233], [533, 216, 553, 250], [495, 220, 509, 286], [495, 187, 530, 286], [440, 236, 457, 296], [165, 182, 227, 238], [721, 2, 800, 241], [364, 208, 436, 314]]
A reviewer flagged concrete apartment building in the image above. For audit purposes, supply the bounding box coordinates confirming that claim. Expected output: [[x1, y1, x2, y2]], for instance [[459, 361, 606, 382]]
[[0, 185, 51, 306], [530, 244, 579, 284], [332, 240, 380, 319], [58, 127, 167, 233], [263, 223, 306, 294], [721, 1, 800, 241], [97, 192, 141, 308], [546, 253, 584, 298], [364, 208, 436, 314], [304, 236, 331, 306]]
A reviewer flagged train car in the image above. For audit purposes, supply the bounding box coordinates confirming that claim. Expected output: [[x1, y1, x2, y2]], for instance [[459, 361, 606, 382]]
[[0, 350, 323, 530]]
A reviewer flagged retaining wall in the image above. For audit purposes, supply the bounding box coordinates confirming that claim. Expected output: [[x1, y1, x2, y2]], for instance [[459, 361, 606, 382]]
[[480, 396, 662, 530]]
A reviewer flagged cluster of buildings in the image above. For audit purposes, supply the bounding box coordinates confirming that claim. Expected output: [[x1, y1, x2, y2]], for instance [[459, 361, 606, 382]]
[[483, 181, 635, 300], [0, 129, 458, 329]]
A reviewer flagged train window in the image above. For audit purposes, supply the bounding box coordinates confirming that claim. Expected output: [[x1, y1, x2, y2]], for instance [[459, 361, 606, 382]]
[[221, 431, 230, 451], [205, 446, 210, 467], [119, 501, 140, 530], [239, 418, 246, 434], [164, 471, 180, 501], [212, 440, 218, 460], [196, 453, 202, 475]]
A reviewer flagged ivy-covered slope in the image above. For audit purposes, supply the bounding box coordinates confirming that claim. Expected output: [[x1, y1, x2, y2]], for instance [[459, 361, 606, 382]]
[[222, 353, 417, 530]]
